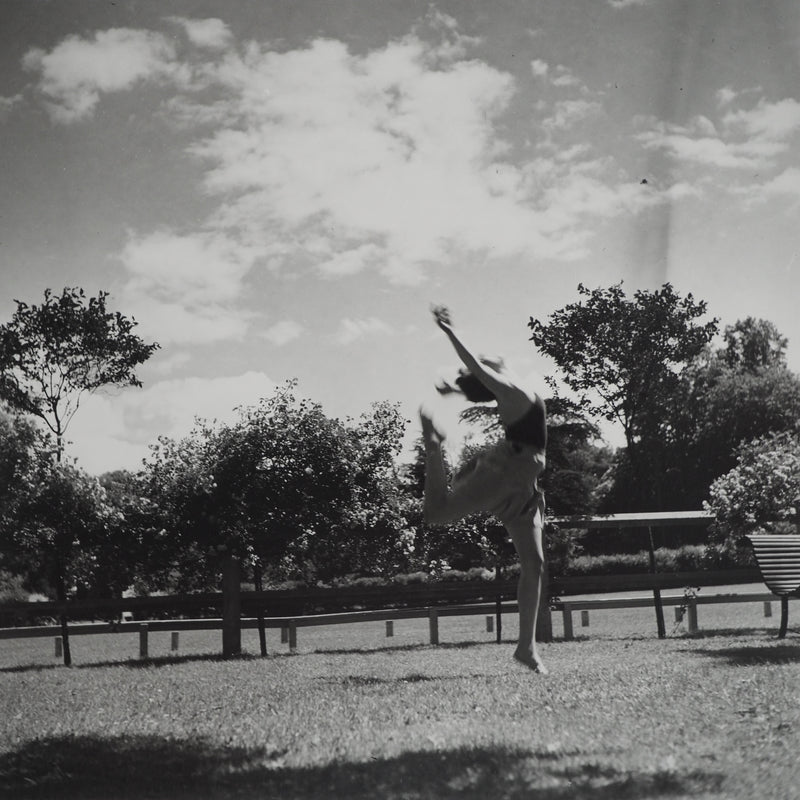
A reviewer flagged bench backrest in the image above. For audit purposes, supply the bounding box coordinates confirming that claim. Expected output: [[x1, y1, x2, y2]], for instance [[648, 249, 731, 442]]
[[747, 534, 800, 595]]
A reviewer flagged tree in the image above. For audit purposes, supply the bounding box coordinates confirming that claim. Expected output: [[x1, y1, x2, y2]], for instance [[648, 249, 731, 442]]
[[0, 287, 157, 663], [529, 283, 718, 510], [139, 382, 412, 590], [0, 287, 159, 458], [663, 318, 800, 509], [1, 453, 116, 665], [721, 317, 787, 371]]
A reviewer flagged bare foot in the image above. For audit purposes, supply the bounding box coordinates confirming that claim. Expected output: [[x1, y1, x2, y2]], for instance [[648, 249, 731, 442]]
[[514, 650, 549, 674], [419, 406, 446, 446]]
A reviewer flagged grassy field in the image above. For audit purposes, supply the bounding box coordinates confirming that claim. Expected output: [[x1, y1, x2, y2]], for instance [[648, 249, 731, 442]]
[[1, 600, 799, 799]]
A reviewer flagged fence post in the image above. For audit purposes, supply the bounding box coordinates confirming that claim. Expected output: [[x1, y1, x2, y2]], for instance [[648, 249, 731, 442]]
[[495, 554, 503, 644], [139, 624, 149, 659], [647, 526, 666, 639], [581, 610, 590, 627], [386, 620, 394, 638], [54, 636, 63, 658], [428, 608, 439, 645], [171, 632, 179, 652], [221, 553, 242, 657], [486, 615, 494, 633], [687, 598, 698, 633], [288, 620, 297, 651], [562, 607, 574, 641], [281, 626, 289, 644]]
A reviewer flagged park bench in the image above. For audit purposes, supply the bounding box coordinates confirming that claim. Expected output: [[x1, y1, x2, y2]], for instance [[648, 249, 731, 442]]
[[747, 534, 800, 638]]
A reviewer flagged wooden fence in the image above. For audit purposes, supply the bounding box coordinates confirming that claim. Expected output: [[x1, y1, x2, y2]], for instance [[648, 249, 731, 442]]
[[1, 510, 792, 658]]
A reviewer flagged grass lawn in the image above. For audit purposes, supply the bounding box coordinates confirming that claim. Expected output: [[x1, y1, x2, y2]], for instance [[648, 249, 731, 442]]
[[1, 601, 799, 799]]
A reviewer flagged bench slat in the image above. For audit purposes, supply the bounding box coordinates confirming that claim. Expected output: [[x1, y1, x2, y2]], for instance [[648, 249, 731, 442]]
[[747, 535, 800, 595]]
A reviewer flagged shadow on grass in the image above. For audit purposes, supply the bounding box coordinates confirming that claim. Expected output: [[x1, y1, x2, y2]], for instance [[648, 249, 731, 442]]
[[0, 734, 725, 800], [1, 640, 506, 673], [312, 639, 501, 656], [315, 672, 495, 687], [686, 643, 800, 666], [0, 652, 264, 674], [680, 627, 782, 640]]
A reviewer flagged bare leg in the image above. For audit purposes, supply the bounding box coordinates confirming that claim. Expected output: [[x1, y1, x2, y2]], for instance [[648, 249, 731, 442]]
[[507, 514, 547, 674], [419, 407, 449, 524], [419, 407, 489, 525]]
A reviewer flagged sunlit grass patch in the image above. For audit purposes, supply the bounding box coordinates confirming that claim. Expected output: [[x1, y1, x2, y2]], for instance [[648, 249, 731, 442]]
[[1, 608, 799, 798]]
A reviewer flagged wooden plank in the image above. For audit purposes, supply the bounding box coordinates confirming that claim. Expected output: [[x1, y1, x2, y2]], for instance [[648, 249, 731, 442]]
[[551, 569, 761, 595], [428, 609, 439, 645], [549, 510, 714, 529], [556, 592, 779, 610], [1, 568, 765, 623], [138, 624, 148, 659], [562, 608, 574, 641]]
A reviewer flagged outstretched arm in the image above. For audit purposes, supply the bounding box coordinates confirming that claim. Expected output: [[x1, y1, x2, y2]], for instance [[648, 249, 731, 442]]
[[432, 306, 512, 398]]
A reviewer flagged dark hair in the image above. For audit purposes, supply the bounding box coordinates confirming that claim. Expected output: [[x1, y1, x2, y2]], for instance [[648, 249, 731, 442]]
[[455, 372, 496, 403]]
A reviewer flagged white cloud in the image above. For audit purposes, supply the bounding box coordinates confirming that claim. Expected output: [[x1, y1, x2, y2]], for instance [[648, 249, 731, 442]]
[[261, 320, 304, 346], [542, 99, 601, 132], [752, 167, 800, 200], [716, 86, 738, 108], [0, 93, 23, 119], [335, 317, 393, 345], [169, 17, 233, 50], [22, 28, 177, 122], [530, 60, 584, 90], [608, 0, 650, 8], [722, 97, 800, 142], [150, 350, 192, 375], [318, 244, 383, 277], [27, 19, 667, 295], [118, 230, 259, 344], [531, 59, 548, 78], [637, 97, 800, 172], [65, 371, 276, 474], [177, 29, 632, 280], [550, 65, 583, 88]]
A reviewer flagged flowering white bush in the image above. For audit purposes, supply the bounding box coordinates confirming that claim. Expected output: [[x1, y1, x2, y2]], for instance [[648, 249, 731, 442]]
[[704, 431, 800, 564]]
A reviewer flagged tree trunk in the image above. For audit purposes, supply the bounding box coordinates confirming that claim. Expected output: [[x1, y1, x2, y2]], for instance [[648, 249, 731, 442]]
[[221, 553, 242, 657]]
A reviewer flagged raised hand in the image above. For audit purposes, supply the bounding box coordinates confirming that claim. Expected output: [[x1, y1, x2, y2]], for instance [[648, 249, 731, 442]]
[[431, 305, 453, 332]]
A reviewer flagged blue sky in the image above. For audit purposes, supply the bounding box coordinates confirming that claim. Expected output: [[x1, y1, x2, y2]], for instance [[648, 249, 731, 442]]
[[2, 0, 800, 474]]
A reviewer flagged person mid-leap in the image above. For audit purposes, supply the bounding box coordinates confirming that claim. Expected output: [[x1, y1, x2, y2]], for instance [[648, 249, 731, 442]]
[[420, 305, 548, 673]]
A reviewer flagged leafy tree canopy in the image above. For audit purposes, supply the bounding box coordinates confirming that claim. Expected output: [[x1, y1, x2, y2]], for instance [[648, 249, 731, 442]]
[[0, 287, 159, 453], [529, 282, 718, 449], [139, 381, 411, 587], [721, 317, 787, 371]]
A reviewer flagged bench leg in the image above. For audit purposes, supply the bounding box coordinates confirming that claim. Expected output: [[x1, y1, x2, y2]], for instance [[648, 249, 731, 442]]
[[778, 596, 789, 639]]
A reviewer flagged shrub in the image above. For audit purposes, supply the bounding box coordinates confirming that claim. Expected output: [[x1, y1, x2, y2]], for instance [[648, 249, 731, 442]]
[[563, 545, 707, 577], [705, 431, 800, 565]]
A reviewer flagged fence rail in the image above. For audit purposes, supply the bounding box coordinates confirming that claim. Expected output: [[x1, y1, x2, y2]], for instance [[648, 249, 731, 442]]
[[2, 591, 793, 660], [2, 510, 791, 658], [0, 568, 763, 623]]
